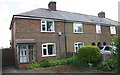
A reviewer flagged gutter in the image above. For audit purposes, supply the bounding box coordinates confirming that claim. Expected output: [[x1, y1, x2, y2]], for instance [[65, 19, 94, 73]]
[[9, 15, 66, 30]]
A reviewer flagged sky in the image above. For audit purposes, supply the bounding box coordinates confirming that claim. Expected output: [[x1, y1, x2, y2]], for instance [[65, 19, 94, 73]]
[[0, 0, 119, 48]]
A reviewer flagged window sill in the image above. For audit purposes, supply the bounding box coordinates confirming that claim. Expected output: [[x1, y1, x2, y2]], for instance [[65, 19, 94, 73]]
[[41, 31, 55, 33], [73, 32, 84, 34], [42, 54, 56, 57], [111, 34, 116, 35], [96, 33, 102, 34], [20, 62, 29, 64], [74, 52, 78, 53]]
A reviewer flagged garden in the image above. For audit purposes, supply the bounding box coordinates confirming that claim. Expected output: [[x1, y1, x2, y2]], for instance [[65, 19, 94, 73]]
[[26, 45, 117, 73], [26, 26, 120, 73]]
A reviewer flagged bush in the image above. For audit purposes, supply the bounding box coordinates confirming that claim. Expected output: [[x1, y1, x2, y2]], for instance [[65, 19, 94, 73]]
[[49, 56, 88, 67], [49, 59, 64, 67], [66, 56, 89, 67], [26, 64, 40, 70], [66, 56, 78, 65], [26, 56, 90, 70], [39, 60, 50, 68], [98, 59, 115, 71], [78, 46, 101, 63]]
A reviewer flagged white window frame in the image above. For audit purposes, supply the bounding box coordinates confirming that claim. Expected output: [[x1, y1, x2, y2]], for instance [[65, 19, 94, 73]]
[[110, 26, 116, 34], [74, 42, 84, 53], [73, 22, 83, 33], [96, 25, 101, 34], [41, 20, 55, 32], [42, 43, 56, 57]]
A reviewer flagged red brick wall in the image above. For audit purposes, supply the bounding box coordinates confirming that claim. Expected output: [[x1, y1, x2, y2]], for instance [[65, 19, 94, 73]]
[[12, 18, 114, 68], [15, 18, 66, 63], [65, 22, 113, 52]]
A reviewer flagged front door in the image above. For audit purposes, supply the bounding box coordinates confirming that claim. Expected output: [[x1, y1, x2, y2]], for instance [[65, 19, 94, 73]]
[[20, 45, 29, 63]]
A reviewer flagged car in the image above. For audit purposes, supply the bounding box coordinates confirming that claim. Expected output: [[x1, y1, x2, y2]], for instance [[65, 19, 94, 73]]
[[99, 46, 112, 54]]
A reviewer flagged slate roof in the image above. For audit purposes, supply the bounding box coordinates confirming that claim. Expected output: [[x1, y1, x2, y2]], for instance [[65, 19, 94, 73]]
[[16, 8, 118, 25]]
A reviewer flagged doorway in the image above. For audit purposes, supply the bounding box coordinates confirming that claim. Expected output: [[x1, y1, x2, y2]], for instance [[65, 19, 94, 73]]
[[17, 44, 36, 63]]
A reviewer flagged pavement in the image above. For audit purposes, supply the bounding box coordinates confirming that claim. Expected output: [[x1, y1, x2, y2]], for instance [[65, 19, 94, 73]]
[[2, 66, 55, 73], [2, 66, 116, 75]]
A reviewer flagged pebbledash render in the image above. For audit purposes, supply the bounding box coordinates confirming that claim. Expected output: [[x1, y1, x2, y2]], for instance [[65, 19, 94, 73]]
[[10, 1, 118, 68]]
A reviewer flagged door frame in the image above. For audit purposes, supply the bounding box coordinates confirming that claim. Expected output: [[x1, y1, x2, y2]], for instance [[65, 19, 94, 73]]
[[16, 44, 36, 64], [19, 44, 29, 63]]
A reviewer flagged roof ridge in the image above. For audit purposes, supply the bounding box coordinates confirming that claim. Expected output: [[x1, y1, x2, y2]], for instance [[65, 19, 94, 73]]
[[56, 9, 103, 19], [14, 8, 118, 25], [17, 8, 116, 21]]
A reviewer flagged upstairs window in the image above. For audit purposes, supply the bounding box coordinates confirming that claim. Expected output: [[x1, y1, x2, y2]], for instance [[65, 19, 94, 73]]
[[110, 26, 116, 34], [42, 43, 56, 57], [96, 25, 101, 34], [73, 22, 83, 33], [41, 20, 54, 32], [74, 42, 84, 53]]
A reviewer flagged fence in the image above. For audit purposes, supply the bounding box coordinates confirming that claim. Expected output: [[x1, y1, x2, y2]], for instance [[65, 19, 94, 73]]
[[2, 48, 15, 67]]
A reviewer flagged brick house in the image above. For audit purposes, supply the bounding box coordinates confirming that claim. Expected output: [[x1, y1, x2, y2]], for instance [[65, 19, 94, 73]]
[[10, 1, 118, 68]]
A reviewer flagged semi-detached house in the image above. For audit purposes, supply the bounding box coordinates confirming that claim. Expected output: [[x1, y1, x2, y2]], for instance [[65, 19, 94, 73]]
[[9, 1, 118, 68]]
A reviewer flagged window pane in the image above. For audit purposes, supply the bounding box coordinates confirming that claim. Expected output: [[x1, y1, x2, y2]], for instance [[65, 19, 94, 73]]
[[110, 26, 116, 34], [43, 45, 46, 47], [74, 23, 83, 32], [42, 24, 45, 31], [29, 50, 33, 56], [78, 43, 83, 48], [28, 45, 33, 49], [96, 25, 101, 33], [47, 21, 53, 31], [78, 26, 82, 32], [48, 44, 54, 55], [43, 49, 47, 55], [74, 42, 84, 53], [75, 47, 78, 52], [42, 21, 45, 23]]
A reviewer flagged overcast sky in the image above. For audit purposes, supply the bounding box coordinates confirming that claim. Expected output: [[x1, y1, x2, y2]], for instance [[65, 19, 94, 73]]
[[0, 0, 119, 48]]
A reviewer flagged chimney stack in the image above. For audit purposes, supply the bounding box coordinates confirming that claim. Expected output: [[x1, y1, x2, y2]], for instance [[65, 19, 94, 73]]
[[48, 1, 56, 11], [98, 11, 105, 18]]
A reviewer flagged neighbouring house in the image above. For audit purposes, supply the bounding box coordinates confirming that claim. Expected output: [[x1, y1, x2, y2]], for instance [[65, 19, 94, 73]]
[[9, 1, 118, 68]]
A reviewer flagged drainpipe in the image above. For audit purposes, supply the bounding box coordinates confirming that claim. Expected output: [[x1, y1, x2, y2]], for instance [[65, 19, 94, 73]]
[[64, 21, 67, 58], [58, 32, 62, 59]]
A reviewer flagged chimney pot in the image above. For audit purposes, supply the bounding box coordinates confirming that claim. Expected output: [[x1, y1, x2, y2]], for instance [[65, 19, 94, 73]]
[[98, 11, 105, 18], [48, 1, 56, 11]]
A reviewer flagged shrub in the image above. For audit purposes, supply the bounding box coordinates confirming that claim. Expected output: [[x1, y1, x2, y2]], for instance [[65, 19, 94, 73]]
[[26, 56, 90, 70], [39, 60, 50, 68], [49, 59, 63, 67], [49, 56, 85, 67], [98, 59, 115, 71], [112, 33, 120, 74], [78, 46, 101, 63], [66, 56, 89, 67], [26, 64, 40, 70]]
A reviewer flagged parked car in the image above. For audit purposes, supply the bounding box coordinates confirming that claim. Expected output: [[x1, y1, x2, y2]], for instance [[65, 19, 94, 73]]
[[99, 46, 112, 54]]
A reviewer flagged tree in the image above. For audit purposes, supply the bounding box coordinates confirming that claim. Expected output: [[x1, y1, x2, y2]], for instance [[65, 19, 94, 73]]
[[113, 26, 120, 75]]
